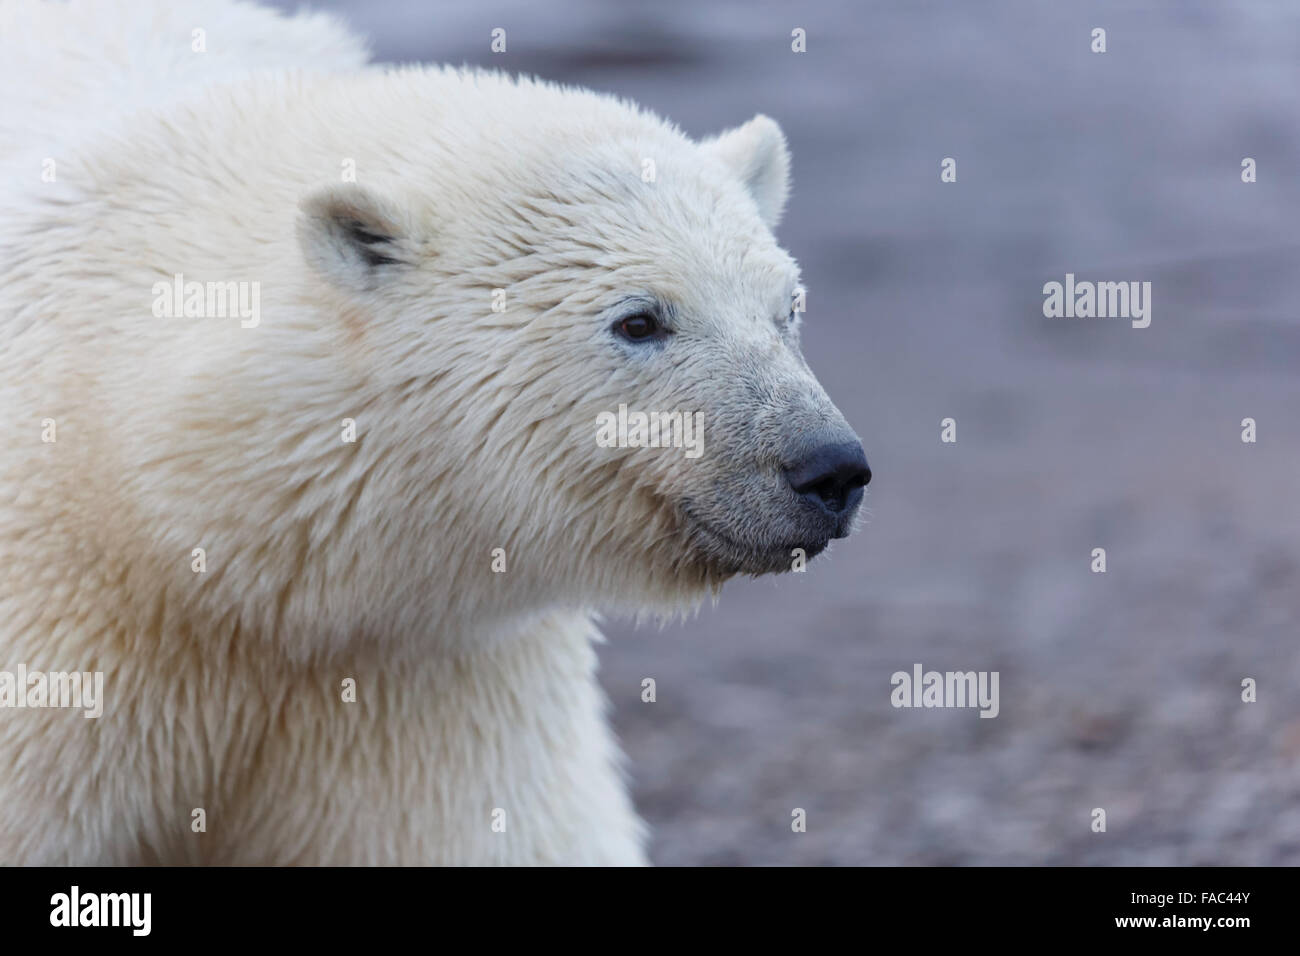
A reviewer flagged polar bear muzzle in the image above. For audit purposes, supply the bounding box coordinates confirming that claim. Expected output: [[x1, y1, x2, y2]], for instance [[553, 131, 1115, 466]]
[[782, 436, 871, 526]]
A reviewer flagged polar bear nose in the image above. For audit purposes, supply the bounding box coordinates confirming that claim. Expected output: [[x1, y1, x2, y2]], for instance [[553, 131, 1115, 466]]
[[783, 440, 871, 518]]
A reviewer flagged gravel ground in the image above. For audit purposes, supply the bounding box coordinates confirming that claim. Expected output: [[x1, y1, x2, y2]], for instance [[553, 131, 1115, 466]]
[[286, 0, 1300, 864]]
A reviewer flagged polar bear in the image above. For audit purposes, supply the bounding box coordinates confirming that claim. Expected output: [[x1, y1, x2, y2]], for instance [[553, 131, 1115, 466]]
[[0, 0, 870, 865]]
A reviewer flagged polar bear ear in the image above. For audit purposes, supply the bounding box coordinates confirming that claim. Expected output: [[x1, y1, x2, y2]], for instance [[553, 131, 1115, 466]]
[[297, 184, 411, 291], [701, 114, 791, 229]]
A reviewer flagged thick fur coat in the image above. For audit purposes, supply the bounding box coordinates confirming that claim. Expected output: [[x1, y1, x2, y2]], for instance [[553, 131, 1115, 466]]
[[0, 0, 861, 864]]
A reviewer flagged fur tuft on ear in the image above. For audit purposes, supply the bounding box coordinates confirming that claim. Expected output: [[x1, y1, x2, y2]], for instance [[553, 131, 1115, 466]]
[[297, 184, 410, 291], [701, 114, 791, 229]]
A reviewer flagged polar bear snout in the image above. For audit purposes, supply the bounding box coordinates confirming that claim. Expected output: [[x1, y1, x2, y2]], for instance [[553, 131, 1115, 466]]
[[782, 438, 871, 529], [679, 419, 870, 577]]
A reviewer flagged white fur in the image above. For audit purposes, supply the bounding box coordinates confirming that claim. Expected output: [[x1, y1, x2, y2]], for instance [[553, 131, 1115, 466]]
[[0, 0, 827, 865]]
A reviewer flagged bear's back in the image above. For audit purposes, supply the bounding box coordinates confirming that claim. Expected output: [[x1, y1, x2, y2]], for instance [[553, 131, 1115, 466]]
[[0, 0, 368, 163]]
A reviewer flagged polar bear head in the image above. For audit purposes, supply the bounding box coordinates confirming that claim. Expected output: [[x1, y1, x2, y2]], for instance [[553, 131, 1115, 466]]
[[295, 75, 869, 616]]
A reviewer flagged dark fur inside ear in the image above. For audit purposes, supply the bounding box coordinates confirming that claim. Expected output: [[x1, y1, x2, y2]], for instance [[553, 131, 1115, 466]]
[[340, 218, 400, 267], [297, 185, 410, 290]]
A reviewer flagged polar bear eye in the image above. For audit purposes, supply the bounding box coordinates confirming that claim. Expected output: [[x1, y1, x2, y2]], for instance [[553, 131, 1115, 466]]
[[614, 312, 662, 342]]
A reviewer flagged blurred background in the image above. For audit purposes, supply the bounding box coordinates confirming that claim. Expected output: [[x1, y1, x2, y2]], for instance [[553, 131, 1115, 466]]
[[271, 0, 1300, 864]]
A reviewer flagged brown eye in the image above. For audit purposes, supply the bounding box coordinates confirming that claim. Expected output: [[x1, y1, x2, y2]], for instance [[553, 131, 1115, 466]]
[[616, 312, 661, 342]]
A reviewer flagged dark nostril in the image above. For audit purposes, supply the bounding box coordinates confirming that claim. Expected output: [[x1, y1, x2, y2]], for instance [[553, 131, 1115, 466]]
[[784, 441, 871, 516]]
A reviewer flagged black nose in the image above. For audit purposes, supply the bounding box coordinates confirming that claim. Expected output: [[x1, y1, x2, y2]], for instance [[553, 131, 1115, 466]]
[[784, 440, 871, 517]]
